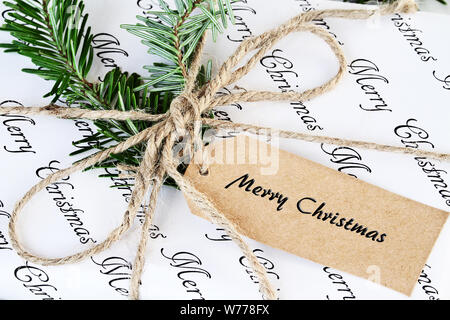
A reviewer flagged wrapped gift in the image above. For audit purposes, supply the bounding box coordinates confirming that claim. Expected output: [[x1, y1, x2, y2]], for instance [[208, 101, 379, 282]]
[[0, 0, 449, 300]]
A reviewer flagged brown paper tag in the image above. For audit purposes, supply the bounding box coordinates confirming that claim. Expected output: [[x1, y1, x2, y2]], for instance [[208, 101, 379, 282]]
[[184, 135, 448, 295]]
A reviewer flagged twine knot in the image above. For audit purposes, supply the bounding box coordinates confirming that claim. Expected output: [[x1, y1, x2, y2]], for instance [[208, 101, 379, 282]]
[[1, 0, 424, 301], [168, 93, 202, 135]]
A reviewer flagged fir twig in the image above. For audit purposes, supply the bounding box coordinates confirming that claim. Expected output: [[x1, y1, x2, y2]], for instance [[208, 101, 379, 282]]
[[121, 0, 235, 94], [0, 0, 235, 188]]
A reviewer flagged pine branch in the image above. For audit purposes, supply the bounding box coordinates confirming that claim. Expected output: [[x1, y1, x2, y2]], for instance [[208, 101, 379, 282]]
[[1, 0, 94, 102], [0, 0, 161, 179], [0, 0, 234, 188], [121, 0, 235, 94]]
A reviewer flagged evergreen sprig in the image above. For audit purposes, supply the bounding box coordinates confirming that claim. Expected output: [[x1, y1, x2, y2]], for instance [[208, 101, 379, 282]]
[[121, 0, 235, 94], [0, 0, 235, 187], [0, 0, 97, 103]]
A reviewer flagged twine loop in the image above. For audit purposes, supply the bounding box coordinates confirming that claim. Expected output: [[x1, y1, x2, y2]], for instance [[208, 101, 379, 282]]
[[0, 0, 432, 300]]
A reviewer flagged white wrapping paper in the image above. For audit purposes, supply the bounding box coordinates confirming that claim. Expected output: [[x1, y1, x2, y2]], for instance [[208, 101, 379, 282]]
[[0, 0, 449, 300]]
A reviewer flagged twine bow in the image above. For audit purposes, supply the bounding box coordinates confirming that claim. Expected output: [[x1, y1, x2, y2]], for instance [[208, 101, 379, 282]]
[[1, 0, 446, 300]]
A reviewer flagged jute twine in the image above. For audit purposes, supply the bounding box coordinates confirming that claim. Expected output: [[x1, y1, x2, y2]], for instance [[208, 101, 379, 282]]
[[1, 0, 445, 300]]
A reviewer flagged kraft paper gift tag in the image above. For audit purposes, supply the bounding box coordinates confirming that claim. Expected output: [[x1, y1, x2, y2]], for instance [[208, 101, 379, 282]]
[[184, 135, 449, 295]]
